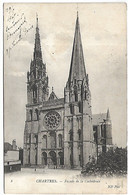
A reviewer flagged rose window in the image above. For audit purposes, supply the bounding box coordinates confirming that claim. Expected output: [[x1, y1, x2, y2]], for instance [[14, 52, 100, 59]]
[[44, 111, 61, 130]]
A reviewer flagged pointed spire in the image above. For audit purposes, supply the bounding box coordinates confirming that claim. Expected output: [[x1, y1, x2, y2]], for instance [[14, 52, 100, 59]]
[[33, 14, 42, 60], [68, 12, 86, 83], [106, 108, 111, 121]]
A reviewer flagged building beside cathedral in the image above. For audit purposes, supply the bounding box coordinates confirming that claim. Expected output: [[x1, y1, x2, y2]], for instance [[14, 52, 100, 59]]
[[23, 13, 113, 169]]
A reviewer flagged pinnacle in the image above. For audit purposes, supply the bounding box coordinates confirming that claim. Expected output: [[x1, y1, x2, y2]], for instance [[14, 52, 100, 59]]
[[106, 108, 111, 120]]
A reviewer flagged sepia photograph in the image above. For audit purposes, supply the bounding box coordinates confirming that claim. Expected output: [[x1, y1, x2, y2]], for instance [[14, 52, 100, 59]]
[[3, 3, 127, 194]]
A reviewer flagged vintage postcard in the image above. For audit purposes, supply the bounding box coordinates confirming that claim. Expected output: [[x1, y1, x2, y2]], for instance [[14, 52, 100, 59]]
[[4, 3, 127, 194]]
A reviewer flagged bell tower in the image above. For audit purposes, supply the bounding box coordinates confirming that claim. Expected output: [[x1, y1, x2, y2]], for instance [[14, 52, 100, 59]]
[[27, 15, 49, 105], [23, 16, 49, 166], [64, 12, 95, 169]]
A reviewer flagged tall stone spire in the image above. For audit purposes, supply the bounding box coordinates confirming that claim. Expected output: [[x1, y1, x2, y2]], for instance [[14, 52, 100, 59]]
[[68, 12, 86, 83], [64, 12, 94, 169], [33, 14, 42, 60]]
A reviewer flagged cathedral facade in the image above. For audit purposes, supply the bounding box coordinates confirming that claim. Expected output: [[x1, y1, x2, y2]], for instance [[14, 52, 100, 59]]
[[23, 14, 113, 169]]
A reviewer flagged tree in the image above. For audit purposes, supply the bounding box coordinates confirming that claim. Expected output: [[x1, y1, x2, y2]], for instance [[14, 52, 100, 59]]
[[82, 147, 127, 177]]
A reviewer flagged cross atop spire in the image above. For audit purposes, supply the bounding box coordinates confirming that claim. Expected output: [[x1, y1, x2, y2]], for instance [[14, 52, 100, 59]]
[[68, 12, 86, 83]]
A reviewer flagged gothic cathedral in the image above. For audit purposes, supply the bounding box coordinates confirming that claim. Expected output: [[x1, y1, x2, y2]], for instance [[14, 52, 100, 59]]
[[23, 14, 113, 169]]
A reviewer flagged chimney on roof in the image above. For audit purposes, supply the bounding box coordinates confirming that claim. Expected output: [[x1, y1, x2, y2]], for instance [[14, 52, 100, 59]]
[[12, 139, 17, 150]]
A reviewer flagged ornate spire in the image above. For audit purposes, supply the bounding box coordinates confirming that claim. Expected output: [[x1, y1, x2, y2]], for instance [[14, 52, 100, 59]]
[[27, 15, 49, 104], [68, 12, 86, 83], [33, 14, 42, 60]]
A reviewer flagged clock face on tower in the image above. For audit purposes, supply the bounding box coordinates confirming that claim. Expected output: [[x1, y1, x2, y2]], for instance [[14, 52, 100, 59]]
[[44, 111, 61, 130]]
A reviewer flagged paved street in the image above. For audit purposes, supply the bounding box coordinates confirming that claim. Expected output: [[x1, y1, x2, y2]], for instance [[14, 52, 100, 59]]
[[4, 168, 127, 194], [5, 168, 83, 193], [5, 167, 81, 180]]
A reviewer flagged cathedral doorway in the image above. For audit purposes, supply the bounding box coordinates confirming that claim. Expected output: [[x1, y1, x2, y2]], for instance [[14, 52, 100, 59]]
[[42, 152, 47, 165], [49, 151, 56, 166]]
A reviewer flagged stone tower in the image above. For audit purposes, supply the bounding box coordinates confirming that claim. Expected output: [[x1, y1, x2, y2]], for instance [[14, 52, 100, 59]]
[[27, 16, 49, 105], [23, 16, 49, 165], [64, 13, 96, 169]]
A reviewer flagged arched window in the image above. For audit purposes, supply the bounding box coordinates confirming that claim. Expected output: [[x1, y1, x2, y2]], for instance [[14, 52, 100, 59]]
[[35, 109, 39, 120], [69, 130, 73, 141], [33, 86, 37, 98], [50, 131, 56, 148], [29, 134, 31, 143], [74, 91, 78, 102], [78, 129, 81, 140], [42, 135, 47, 148], [30, 110, 32, 121], [74, 85, 78, 102], [70, 104, 74, 114], [78, 101, 83, 113], [58, 134, 62, 147], [33, 85, 37, 103]]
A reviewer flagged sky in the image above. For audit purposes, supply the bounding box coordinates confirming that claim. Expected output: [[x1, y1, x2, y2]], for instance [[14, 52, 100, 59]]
[[4, 3, 127, 148]]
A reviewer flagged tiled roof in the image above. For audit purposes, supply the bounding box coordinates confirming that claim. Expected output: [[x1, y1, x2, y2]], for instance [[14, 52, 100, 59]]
[[92, 113, 107, 126]]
